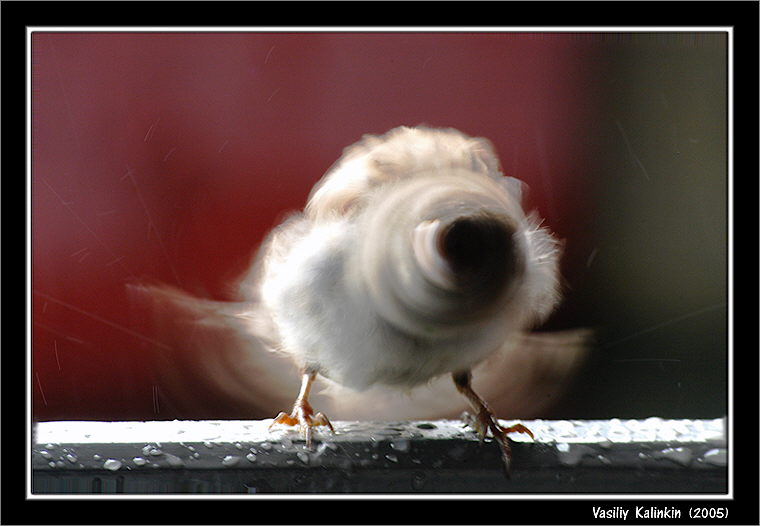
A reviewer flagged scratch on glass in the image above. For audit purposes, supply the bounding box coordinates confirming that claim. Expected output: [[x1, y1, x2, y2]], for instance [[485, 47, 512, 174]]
[[152, 385, 160, 414], [615, 119, 650, 179], [163, 146, 178, 162], [54, 340, 62, 372], [36, 372, 48, 406], [43, 178, 135, 278], [586, 247, 599, 268], [123, 167, 182, 286], [602, 302, 726, 350], [144, 118, 160, 143], [266, 87, 281, 103], [33, 291, 172, 350], [264, 45, 276, 65]]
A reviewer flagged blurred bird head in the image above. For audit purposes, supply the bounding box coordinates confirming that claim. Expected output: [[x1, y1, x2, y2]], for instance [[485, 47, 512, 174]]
[[303, 126, 560, 341]]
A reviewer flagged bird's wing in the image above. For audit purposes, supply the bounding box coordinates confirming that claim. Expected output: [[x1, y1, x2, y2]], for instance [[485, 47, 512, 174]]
[[128, 282, 301, 419], [132, 281, 590, 421]]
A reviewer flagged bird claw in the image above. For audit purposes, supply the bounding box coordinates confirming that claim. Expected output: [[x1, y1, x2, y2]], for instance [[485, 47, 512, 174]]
[[462, 409, 534, 474], [269, 400, 334, 450]]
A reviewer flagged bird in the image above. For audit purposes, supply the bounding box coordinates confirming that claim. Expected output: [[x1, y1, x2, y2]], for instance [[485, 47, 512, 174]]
[[133, 126, 590, 473]]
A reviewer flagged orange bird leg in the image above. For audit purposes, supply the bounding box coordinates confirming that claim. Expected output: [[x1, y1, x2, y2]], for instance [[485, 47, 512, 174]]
[[269, 370, 334, 450], [452, 370, 534, 474]]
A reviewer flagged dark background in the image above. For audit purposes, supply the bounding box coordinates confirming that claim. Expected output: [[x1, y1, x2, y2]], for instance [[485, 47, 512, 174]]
[[31, 30, 728, 422]]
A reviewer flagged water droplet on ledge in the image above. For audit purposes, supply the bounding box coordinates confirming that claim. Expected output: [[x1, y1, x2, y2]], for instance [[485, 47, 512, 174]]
[[702, 448, 727, 466], [103, 459, 122, 471], [390, 439, 411, 453], [651, 447, 693, 467], [222, 455, 240, 467]]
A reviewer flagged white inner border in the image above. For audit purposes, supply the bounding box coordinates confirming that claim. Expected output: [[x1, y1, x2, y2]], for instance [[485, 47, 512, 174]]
[[26, 26, 734, 501]]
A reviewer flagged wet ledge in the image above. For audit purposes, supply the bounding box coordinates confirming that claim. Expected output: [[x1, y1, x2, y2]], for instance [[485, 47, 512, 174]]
[[32, 418, 727, 494]]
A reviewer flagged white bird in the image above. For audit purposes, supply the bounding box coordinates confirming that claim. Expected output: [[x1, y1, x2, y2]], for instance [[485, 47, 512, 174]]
[[134, 126, 590, 471]]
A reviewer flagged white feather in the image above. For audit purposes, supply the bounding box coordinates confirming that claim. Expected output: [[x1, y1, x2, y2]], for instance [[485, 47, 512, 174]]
[[135, 126, 589, 421]]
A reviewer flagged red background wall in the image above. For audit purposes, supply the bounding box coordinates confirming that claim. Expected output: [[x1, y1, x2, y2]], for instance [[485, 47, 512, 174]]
[[39, 31, 724, 422]]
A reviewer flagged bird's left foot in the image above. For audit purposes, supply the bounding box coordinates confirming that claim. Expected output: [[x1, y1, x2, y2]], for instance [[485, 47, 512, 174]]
[[268, 371, 334, 450], [269, 399, 334, 450]]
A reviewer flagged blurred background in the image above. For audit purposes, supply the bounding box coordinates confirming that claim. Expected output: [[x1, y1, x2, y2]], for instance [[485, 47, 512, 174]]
[[31, 31, 727, 422]]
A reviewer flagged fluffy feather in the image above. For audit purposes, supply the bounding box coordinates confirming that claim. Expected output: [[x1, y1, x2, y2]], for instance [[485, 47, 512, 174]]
[[135, 126, 589, 420]]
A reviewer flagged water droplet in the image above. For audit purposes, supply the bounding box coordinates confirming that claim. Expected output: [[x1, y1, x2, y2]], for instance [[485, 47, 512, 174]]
[[259, 442, 272, 451], [652, 447, 693, 466], [297, 452, 310, 465], [39, 450, 53, 460], [608, 420, 631, 441], [234, 442, 244, 450], [390, 439, 411, 453], [644, 416, 663, 426], [222, 455, 240, 467], [132, 457, 148, 466], [92, 454, 102, 461], [148, 448, 163, 456], [702, 448, 727, 466], [103, 459, 122, 471], [165, 453, 184, 467], [552, 420, 577, 438], [416, 423, 436, 430], [556, 444, 596, 466], [246, 453, 257, 463], [313, 442, 330, 458], [64, 453, 78, 464], [384, 454, 398, 463], [47, 461, 56, 468]]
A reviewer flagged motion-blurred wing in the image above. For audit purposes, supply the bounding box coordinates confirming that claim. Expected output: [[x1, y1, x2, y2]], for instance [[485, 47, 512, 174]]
[[128, 283, 300, 419]]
